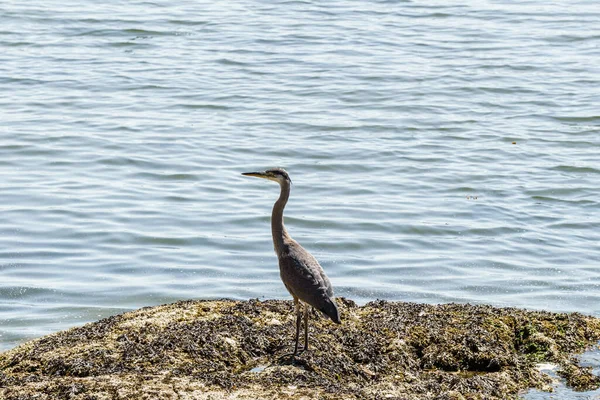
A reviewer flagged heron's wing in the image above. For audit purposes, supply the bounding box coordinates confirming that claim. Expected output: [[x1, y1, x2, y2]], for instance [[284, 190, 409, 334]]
[[278, 242, 333, 308], [319, 266, 334, 298], [292, 241, 334, 297]]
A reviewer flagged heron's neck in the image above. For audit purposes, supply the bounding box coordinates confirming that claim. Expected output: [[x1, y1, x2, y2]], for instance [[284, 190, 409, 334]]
[[272, 181, 290, 254]]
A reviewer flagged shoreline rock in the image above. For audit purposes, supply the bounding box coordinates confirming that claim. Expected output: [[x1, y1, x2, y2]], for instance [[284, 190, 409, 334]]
[[1, 298, 600, 399]]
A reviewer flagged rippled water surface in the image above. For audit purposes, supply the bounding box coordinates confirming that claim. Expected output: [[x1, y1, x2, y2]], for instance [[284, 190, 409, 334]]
[[1, 0, 599, 355]]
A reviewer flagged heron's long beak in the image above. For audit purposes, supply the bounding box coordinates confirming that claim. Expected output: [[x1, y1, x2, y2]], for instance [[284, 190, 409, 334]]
[[242, 171, 269, 179]]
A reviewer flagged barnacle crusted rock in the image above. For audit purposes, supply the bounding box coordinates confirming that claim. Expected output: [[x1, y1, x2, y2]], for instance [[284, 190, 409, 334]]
[[1, 298, 599, 399]]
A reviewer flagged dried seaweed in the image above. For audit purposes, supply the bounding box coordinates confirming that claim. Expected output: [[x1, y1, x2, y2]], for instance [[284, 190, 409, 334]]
[[1, 299, 599, 399]]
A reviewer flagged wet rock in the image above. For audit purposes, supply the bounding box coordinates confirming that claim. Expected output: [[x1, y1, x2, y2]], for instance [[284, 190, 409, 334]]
[[1, 299, 599, 399]]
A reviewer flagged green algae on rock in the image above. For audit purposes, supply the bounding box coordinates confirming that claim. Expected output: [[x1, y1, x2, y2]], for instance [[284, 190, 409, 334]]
[[1, 299, 600, 399]]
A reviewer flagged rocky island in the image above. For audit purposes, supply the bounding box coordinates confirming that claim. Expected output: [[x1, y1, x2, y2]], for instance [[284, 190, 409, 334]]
[[1, 298, 600, 399]]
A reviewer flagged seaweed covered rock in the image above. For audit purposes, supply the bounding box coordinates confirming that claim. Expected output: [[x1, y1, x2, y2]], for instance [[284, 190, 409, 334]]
[[1, 299, 599, 399]]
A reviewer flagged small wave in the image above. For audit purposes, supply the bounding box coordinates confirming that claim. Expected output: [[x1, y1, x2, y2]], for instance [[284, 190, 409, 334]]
[[550, 165, 599, 174], [132, 172, 198, 181]]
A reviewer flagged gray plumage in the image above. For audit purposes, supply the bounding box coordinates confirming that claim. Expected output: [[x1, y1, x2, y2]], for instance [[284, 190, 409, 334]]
[[242, 168, 340, 357], [278, 240, 339, 321]]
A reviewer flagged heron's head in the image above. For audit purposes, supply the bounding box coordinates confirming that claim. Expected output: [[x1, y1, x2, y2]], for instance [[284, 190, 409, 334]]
[[242, 168, 292, 185]]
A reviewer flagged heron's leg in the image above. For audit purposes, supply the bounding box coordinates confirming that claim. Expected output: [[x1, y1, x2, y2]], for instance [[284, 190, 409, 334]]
[[302, 303, 309, 352], [292, 297, 301, 357]]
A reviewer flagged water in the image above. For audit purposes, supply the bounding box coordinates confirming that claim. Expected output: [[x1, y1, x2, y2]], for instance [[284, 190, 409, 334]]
[[525, 349, 600, 399], [1, 0, 599, 364]]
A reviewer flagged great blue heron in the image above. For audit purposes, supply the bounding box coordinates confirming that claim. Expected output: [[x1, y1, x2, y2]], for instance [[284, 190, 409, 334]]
[[242, 168, 341, 357]]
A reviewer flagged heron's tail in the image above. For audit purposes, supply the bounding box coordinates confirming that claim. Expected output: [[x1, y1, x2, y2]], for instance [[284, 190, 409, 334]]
[[320, 297, 341, 324]]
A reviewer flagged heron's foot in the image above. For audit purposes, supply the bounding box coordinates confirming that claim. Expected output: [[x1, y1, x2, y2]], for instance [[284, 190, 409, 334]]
[[277, 347, 310, 363], [277, 352, 298, 364]]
